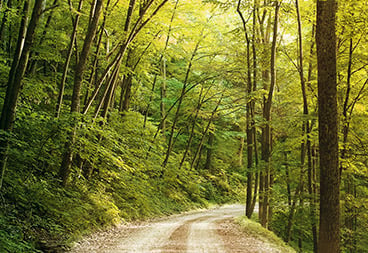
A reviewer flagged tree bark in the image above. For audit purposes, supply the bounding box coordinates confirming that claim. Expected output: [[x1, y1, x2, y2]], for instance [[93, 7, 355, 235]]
[[316, 0, 340, 252], [0, 0, 12, 49], [204, 131, 214, 171], [55, 0, 84, 118], [59, 0, 103, 186], [162, 41, 200, 167], [260, 0, 279, 229], [178, 88, 203, 169], [83, 0, 112, 107], [27, 0, 59, 74], [0, 0, 45, 190], [191, 95, 222, 169], [237, 0, 254, 219]]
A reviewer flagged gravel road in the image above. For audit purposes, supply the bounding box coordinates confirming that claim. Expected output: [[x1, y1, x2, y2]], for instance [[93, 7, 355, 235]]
[[70, 204, 281, 253]]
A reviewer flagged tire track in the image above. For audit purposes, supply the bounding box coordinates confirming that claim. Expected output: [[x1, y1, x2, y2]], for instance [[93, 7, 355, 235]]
[[70, 204, 244, 252], [159, 216, 209, 252]]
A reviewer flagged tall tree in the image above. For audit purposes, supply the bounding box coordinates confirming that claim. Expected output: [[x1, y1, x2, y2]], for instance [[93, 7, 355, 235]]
[[0, 0, 45, 190], [59, 0, 104, 186], [259, 0, 280, 228], [316, 0, 340, 252], [55, 0, 84, 118], [236, 0, 254, 219]]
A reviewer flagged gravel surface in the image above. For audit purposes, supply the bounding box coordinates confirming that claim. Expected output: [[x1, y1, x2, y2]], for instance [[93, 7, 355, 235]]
[[69, 204, 281, 253]]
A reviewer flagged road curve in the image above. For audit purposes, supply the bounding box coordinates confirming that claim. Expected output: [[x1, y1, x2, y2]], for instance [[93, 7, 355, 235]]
[[70, 204, 280, 253]]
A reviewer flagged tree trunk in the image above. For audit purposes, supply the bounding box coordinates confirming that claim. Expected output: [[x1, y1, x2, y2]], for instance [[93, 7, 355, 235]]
[[7, 0, 29, 93], [260, 0, 280, 229], [250, 0, 258, 216], [162, 41, 200, 167], [305, 21, 318, 253], [191, 95, 222, 169], [0, 0, 12, 49], [55, 0, 84, 118], [204, 131, 214, 171], [83, 0, 111, 107], [27, 0, 59, 74], [0, 0, 44, 190], [161, 57, 167, 133], [71, 0, 103, 113], [178, 88, 203, 169], [316, 0, 340, 252], [237, 0, 254, 219], [59, 0, 103, 186]]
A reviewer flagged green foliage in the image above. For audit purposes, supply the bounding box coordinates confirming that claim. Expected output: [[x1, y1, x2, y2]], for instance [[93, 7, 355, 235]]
[[235, 216, 296, 253], [0, 108, 242, 251]]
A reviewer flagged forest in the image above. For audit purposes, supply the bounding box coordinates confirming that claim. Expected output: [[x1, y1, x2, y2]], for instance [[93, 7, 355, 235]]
[[0, 0, 367, 252]]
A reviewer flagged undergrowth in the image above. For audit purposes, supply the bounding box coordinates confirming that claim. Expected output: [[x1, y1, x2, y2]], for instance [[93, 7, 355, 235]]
[[235, 216, 296, 253], [0, 111, 245, 252]]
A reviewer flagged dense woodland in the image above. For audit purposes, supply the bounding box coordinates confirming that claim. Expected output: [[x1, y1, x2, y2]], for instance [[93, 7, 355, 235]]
[[0, 0, 367, 252]]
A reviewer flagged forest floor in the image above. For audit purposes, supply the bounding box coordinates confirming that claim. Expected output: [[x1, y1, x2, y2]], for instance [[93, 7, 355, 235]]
[[69, 204, 294, 253]]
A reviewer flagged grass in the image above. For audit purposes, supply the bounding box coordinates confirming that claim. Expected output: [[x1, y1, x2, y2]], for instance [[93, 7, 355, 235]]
[[235, 216, 296, 253]]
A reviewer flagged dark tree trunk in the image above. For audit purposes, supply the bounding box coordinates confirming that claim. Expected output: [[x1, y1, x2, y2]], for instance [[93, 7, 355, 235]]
[[237, 0, 254, 219], [0, 0, 44, 190], [7, 0, 29, 91], [260, 0, 279, 229], [316, 0, 340, 252], [250, 0, 258, 216]]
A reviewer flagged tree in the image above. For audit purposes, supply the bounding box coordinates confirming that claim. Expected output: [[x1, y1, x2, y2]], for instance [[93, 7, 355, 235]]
[[59, 0, 104, 186], [316, 0, 340, 252], [0, 0, 45, 190]]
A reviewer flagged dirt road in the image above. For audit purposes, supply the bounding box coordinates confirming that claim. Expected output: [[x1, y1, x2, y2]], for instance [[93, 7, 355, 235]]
[[70, 204, 281, 253]]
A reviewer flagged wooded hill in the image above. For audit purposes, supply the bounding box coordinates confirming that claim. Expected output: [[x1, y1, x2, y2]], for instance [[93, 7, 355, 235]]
[[0, 0, 367, 252]]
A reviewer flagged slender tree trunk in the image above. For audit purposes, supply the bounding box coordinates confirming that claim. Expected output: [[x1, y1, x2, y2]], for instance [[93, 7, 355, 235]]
[[162, 41, 200, 167], [237, 0, 254, 219], [316, 0, 340, 252], [55, 0, 83, 118], [178, 88, 203, 169], [101, 62, 120, 118], [342, 38, 354, 253], [71, 0, 103, 113], [308, 137, 318, 253], [305, 22, 318, 253], [285, 152, 291, 207], [117, 0, 135, 112], [191, 96, 222, 169], [250, 0, 258, 216], [84, 0, 111, 107], [0, 0, 11, 49], [161, 57, 167, 133], [204, 131, 214, 171], [260, 0, 279, 228], [7, 0, 29, 92], [28, 0, 59, 74], [0, 0, 45, 190], [59, 0, 103, 186]]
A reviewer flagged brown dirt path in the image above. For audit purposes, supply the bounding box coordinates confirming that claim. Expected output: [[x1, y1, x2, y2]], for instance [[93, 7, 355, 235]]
[[69, 204, 284, 252]]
